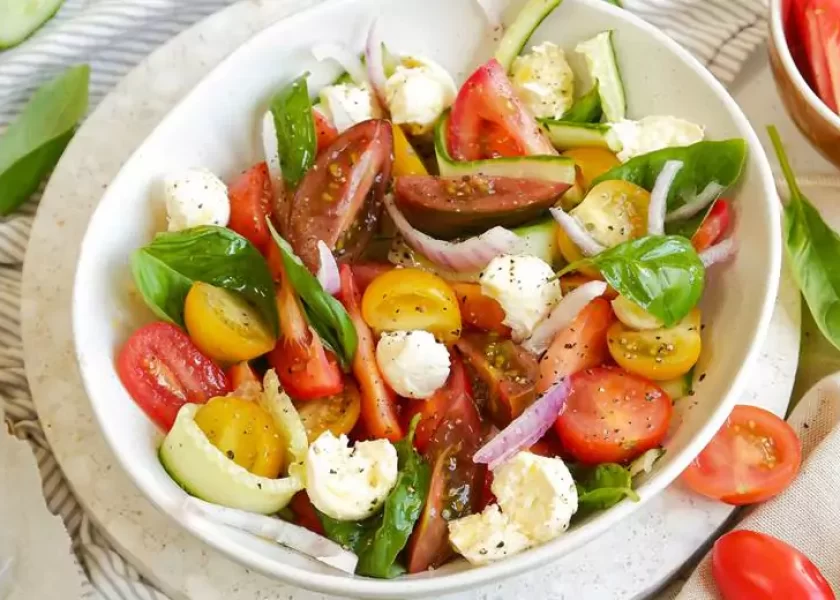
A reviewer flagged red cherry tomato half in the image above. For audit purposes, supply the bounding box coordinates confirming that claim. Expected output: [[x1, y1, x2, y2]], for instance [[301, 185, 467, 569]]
[[116, 322, 230, 431], [691, 199, 732, 253], [312, 109, 339, 154], [227, 162, 273, 254], [289, 491, 325, 536], [225, 361, 260, 391], [681, 404, 802, 505], [555, 366, 672, 464], [350, 261, 395, 295], [713, 530, 835, 600]]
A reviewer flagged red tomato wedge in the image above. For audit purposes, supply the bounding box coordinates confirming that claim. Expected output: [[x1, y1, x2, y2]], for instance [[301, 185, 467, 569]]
[[450, 282, 510, 336], [116, 322, 230, 431], [448, 58, 556, 161], [801, 0, 840, 111], [268, 262, 343, 401], [225, 361, 260, 391], [227, 162, 273, 254], [691, 198, 732, 252], [555, 366, 672, 464], [338, 264, 404, 442], [713, 530, 835, 600], [681, 405, 802, 505], [289, 491, 325, 535], [482, 120, 525, 158], [286, 119, 393, 272], [350, 261, 394, 295], [536, 298, 614, 394], [313, 109, 339, 154]]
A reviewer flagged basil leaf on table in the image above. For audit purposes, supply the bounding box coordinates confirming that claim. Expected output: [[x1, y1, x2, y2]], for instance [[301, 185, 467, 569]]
[[267, 221, 357, 369], [319, 417, 431, 578], [559, 83, 603, 124], [593, 139, 747, 211], [0, 64, 89, 215], [573, 463, 639, 518], [560, 235, 705, 327], [271, 74, 317, 188], [769, 126, 840, 352], [131, 225, 278, 333]]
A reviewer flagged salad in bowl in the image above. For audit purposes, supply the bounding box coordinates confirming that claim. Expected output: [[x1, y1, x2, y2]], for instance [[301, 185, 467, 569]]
[[80, 0, 772, 588]]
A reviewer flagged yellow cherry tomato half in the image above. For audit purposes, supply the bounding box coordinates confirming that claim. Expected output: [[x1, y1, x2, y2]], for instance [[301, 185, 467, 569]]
[[562, 148, 620, 191], [184, 282, 275, 363], [607, 308, 702, 381], [296, 380, 362, 443], [392, 124, 428, 176], [361, 268, 462, 343], [194, 396, 286, 478]]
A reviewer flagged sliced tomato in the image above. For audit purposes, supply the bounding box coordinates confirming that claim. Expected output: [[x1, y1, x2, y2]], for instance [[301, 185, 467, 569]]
[[289, 491, 325, 535], [802, 0, 840, 111], [313, 109, 339, 154], [338, 264, 404, 442], [482, 121, 525, 158], [712, 530, 835, 600], [681, 405, 802, 505], [555, 366, 672, 464], [116, 322, 230, 431], [268, 263, 343, 401], [286, 119, 393, 272], [536, 298, 614, 394], [296, 379, 361, 443], [227, 162, 273, 254], [477, 468, 496, 512], [691, 199, 732, 252], [350, 261, 394, 294], [456, 332, 539, 427], [226, 361, 260, 391], [448, 58, 556, 161], [450, 282, 510, 336]]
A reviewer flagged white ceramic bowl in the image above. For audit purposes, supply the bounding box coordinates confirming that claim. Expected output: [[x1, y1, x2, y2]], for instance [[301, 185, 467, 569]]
[[72, 0, 781, 596]]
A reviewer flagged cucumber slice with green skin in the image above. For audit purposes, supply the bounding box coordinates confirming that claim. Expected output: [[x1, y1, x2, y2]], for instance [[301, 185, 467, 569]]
[[435, 116, 576, 184], [0, 0, 64, 49], [513, 218, 563, 267], [560, 83, 603, 124], [576, 30, 627, 122], [494, 0, 564, 72], [541, 120, 621, 151]]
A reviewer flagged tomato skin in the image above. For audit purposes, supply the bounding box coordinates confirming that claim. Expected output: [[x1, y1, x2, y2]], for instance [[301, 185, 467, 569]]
[[555, 366, 672, 464], [226, 361, 260, 391], [561, 148, 620, 191], [801, 0, 840, 111], [448, 58, 556, 161], [289, 491, 325, 535], [481, 121, 524, 158], [691, 199, 732, 252], [350, 262, 394, 295], [313, 109, 339, 154], [713, 530, 835, 600], [337, 264, 404, 442], [450, 282, 510, 336], [116, 322, 230, 431], [227, 162, 273, 254], [536, 298, 614, 394], [681, 405, 802, 505], [296, 379, 361, 443]]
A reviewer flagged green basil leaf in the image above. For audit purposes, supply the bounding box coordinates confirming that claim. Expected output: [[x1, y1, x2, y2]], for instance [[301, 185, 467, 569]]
[[560, 83, 603, 124], [131, 225, 278, 334], [562, 235, 704, 327], [319, 417, 430, 579], [271, 75, 317, 188], [593, 140, 747, 211], [0, 64, 89, 215], [267, 221, 357, 369], [664, 205, 708, 239], [769, 126, 840, 352], [573, 463, 639, 518]]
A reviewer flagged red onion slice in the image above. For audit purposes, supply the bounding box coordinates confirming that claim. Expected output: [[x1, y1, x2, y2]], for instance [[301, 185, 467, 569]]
[[384, 194, 520, 272], [522, 280, 607, 356], [648, 160, 683, 236], [550, 207, 606, 257], [699, 236, 737, 268], [665, 181, 725, 222], [261, 110, 283, 196], [316, 241, 340, 295], [365, 18, 389, 111], [474, 377, 572, 470], [312, 43, 368, 86], [182, 497, 358, 574]]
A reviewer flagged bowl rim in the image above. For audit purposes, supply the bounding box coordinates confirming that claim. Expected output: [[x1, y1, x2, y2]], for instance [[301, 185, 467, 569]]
[[769, 0, 840, 131], [72, 0, 781, 596]]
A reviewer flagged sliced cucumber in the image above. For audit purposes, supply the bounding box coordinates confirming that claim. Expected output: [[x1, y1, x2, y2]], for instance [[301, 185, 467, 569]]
[[560, 83, 603, 124], [435, 116, 576, 184], [513, 218, 563, 267], [541, 120, 620, 151], [495, 0, 564, 71], [576, 31, 626, 122], [0, 0, 64, 48]]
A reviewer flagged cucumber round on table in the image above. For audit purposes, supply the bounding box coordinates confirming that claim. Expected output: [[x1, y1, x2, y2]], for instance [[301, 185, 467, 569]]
[[0, 0, 65, 49]]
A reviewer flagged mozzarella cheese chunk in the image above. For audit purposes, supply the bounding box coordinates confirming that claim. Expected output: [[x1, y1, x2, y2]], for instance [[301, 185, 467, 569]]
[[163, 168, 230, 231], [385, 55, 457, 135], [305, 432, 398, 521], [448, 505, 532, 566], [479, 254, 562, 341], [319, 83, 381, 133], [510, 42, 575, 120], [376, 330, 450, 399], [492, 452, 578, 543], [610, 116, 705, 162]]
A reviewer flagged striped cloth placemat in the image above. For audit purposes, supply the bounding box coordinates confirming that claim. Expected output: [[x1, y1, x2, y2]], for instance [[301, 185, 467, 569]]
[[0, 1, 769, 598]]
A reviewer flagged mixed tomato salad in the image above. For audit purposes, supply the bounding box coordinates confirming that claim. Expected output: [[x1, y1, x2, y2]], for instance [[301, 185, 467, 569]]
[[114, 0, 803, 579]]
